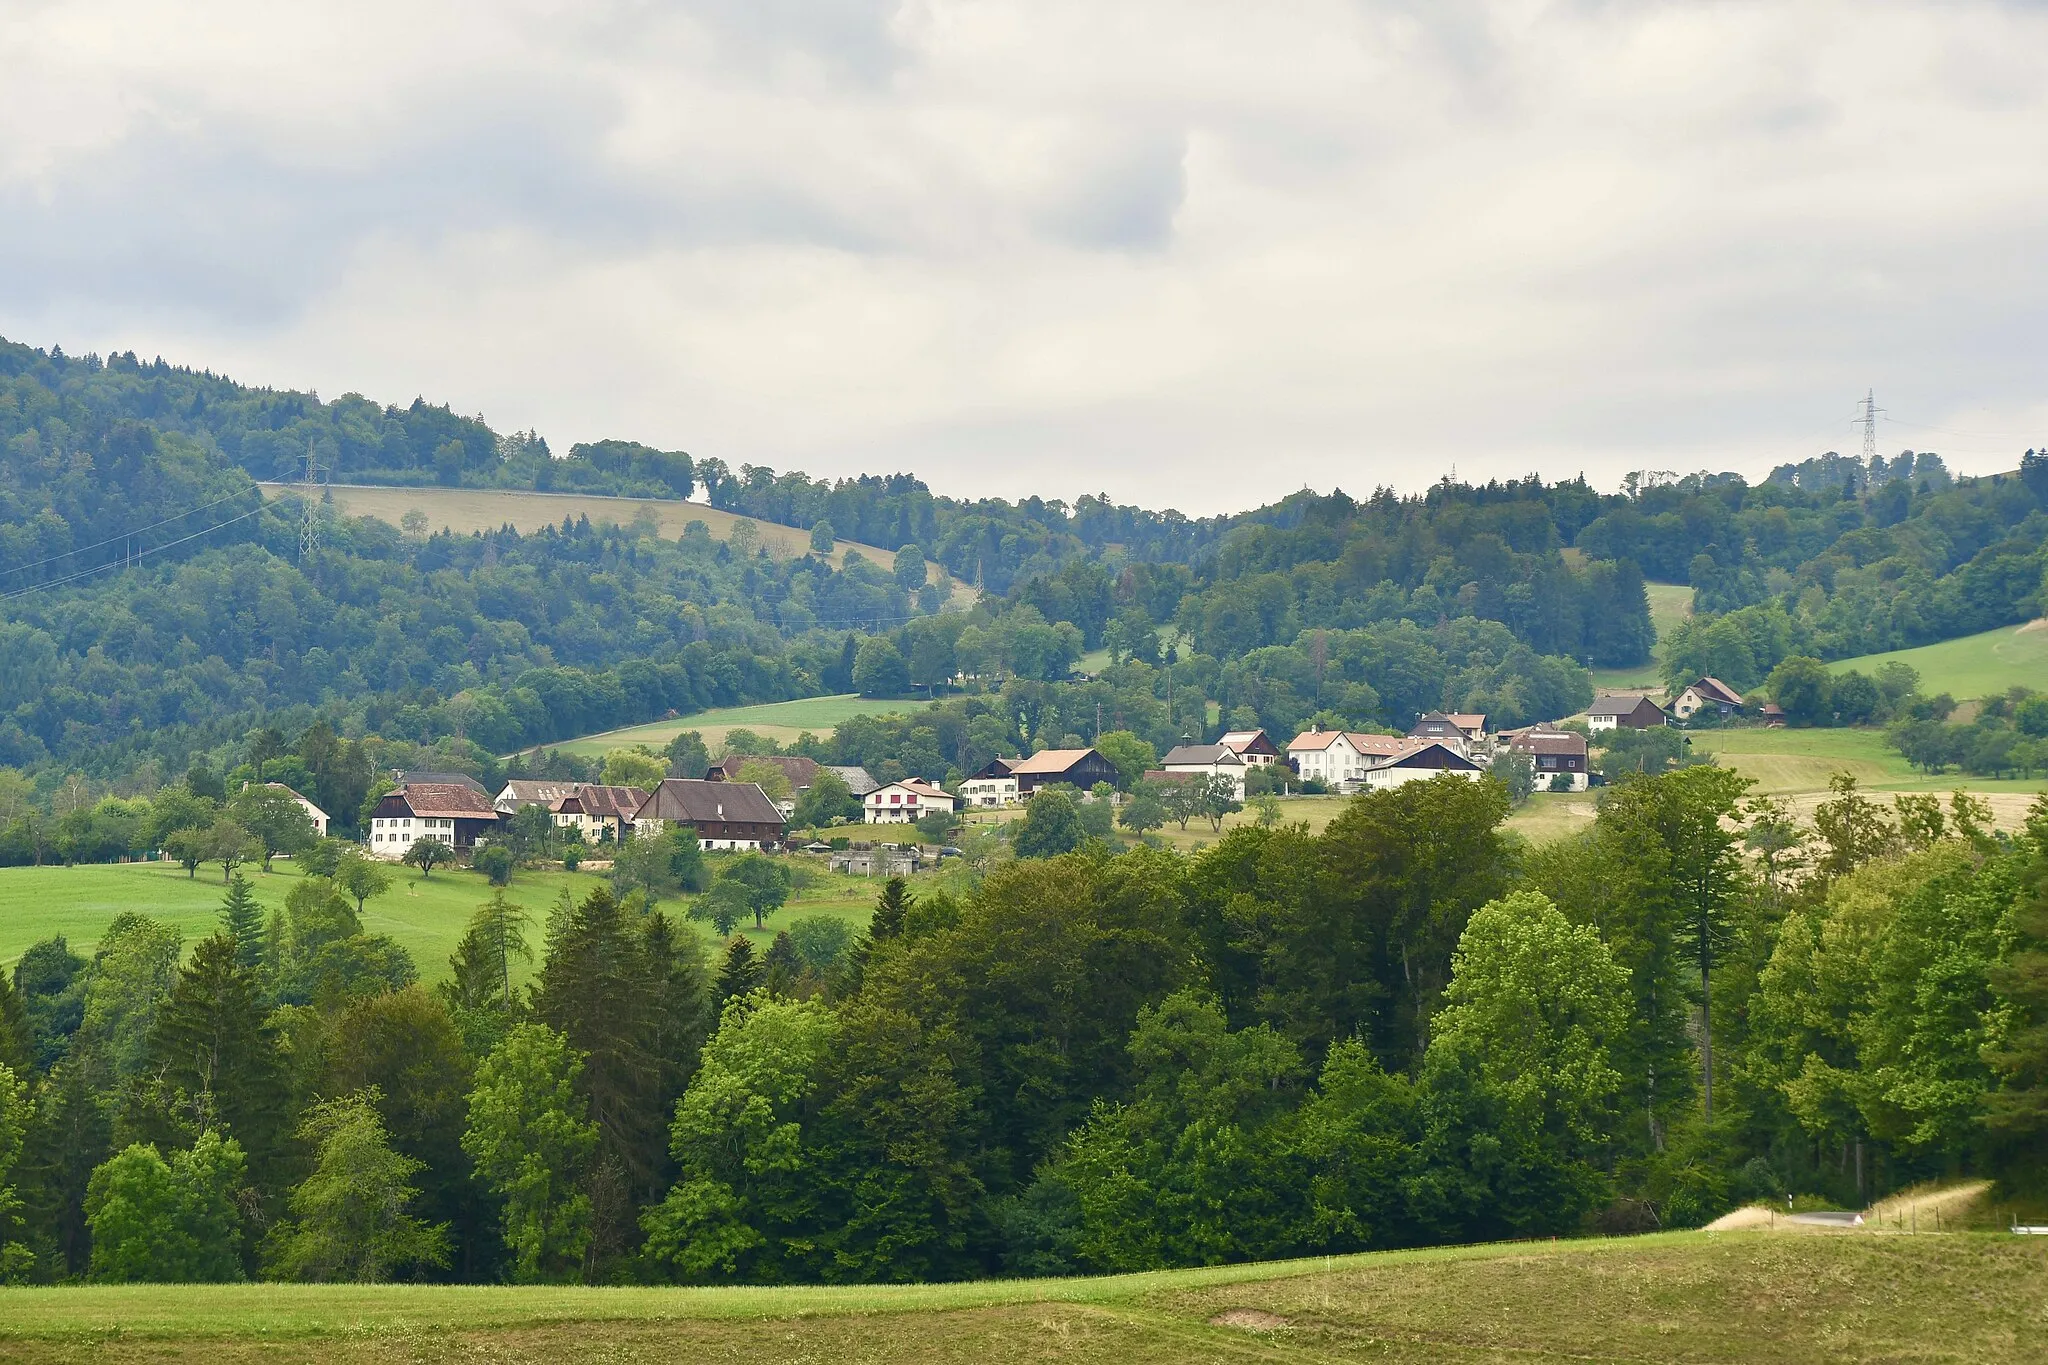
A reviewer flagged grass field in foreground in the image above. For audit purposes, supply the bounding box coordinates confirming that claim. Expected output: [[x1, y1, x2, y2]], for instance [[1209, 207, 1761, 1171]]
[[261, 482, 967, 602], [0, 859, 886, 977], [544, 693, 931, 759], [1, 1232, 2041, 1363], [1826, 619, 2048, 701]]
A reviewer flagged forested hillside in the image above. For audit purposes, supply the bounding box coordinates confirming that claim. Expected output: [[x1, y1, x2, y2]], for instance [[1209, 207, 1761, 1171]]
[[2, 333, 2044, 804]]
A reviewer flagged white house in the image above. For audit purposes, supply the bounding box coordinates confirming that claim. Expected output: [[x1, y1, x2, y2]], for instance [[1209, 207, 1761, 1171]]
[[265, 783, 329, 838], [958, 767, 1020, 808], [367, 783, 500, 860], [865, 779, 957, 824], [1157, 743, 1248, 800], [1360, 741, 1486, 791], [1217, 729, 1281, 766], [1288, 728, 1411, 787], [1671, 676, 1746, 721]]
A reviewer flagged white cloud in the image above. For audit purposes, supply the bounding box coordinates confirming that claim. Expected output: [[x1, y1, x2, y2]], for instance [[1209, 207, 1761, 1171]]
[[3, 0, 2046, 513]]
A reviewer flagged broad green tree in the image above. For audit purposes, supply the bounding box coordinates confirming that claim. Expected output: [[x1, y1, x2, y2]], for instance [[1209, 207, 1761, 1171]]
[[1012, 788, 1082, 858], [463, 1023, 597, 1283], [641, 992, 839, 1280], [267, 1090, 450, 1282], [84, 1132, 246, 1283]]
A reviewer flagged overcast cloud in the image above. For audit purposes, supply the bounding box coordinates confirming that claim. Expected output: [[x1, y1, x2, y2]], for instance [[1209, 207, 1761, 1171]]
[[4, 0, 2046, 513]]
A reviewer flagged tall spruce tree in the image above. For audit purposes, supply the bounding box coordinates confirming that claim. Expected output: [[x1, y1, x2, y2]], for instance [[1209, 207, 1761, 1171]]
[[0, 973, 29, 1080], [440, 892, 533, 1054], [146, 934, 287, 1196], [17, 1052, 112, 1277], [531, 888, 663, 1207], [714, 936, 764, 1006], [219, 874, 265, 971]]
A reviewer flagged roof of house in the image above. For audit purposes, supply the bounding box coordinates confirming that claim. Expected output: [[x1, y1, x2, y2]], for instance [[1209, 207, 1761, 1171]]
[[1007, 747, 1102, 775], [1448, 713, 1487, 733], [392, 783, 499, 819], [1159, 743, 1245, 767], [264, 783, 328, 818], [497, 779, 579, 806], [1217, 729, 1277, 753], [393, 771, 489, 794], [634, 779, 787, 827], [1350, 732, 1413, 757], [554, 785, 649, 820], [873, 779, 953, 801], [1688, 677, 1747, 706], [1288, 729, 1348, 751], [1588, 693, 1662, 718], [825, 764, 880, 796], [1508, 730, 1588, 757], [708, 754, 822, 787], [1760, 702, 1787, 717], [1140, 768, 1202, 785], [1370, 741, 1483, 772]]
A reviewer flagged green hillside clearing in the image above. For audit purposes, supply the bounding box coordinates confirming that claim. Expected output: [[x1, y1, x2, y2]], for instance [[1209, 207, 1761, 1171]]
[[0, 859, 886, 977], [261, 482, 967, 603], [1, 1231, 2039, 1363], [1590, 581, 1692, 691], [546, 693, 930, 759], [1826, 619, 2048, 700]]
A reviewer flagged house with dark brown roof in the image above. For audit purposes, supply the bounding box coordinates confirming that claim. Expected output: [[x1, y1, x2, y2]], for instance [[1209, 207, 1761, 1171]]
[[632, 779, 787, 850], [495, 779, 580, 815], [368, 782, 501, 861], [1501, 729, 1591, 792], [1672, 677, 1747, 721], [551, 784, 649, 844], [1359, 741, 1485, 791], [1587, 694, 1668, 732]]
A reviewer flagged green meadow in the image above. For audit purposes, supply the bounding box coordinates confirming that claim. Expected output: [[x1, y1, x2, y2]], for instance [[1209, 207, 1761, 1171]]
[[0, 1231, 2040, 1363], [0, 858, 888, 977], [1826, 619, 2048, 701], [544, 693, 929, 760]]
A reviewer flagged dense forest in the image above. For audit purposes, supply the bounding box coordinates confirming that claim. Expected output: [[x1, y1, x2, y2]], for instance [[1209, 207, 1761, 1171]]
[[2, 770, 2043, 1283]]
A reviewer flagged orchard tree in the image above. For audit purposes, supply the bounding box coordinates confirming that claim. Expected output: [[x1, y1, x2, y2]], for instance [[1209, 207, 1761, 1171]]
[[403, 838, 454, 878]]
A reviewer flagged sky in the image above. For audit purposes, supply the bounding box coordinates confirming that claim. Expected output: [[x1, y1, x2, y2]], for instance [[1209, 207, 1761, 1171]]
[[4, 0, 2047, 516]]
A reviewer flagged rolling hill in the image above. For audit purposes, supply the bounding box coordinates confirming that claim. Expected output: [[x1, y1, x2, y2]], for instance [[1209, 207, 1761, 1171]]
[[259, 482, 968, 603]]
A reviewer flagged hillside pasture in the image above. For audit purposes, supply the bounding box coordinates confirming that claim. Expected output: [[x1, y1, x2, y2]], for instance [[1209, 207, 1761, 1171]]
[[0, 858, 887, 977], [0, 1231, 2041, 1363], [544, 693, 931, 759], [1825, 618, 2048, 701], [260, 482, 966, 603], [1590, 580, 1692, 691]]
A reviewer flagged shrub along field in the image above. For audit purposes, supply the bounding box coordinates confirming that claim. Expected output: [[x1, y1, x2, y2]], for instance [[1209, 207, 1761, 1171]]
[[0, 1231, 2040, 1364], [0, 858, 886, 977]]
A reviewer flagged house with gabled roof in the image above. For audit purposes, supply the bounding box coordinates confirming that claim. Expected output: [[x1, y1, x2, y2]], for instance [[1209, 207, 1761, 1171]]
[[1360, 741, 1485, 791], [631, 779, 786, 851], [865, 779, 957, 824], [1217, 729, 1281, 766], [1003, 748, 1120, 796], [368, 782, 500, 860], [1158, 743, 1248, 800], [1500, 728, 1590, 791], [1288, 727, 1410, 787], [1587, 694, 1668, 732], [551, 784, 649, 844], [1672, 676, 1747, 721]]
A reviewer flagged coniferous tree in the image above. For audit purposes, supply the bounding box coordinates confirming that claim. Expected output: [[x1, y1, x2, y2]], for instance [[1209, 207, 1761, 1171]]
[[531, 887, 663, 1213], [440, 891, 533, 1055], [841, 877, 914, 994], [146, 934, 287, 1196], [0, 974, 29, 1080], [762, 932, 803, 997], [219, 874, 265, 970], [714, 936, 764, 1007], [16, 1053, 111, 1278], [641, 912, 714, 1152]]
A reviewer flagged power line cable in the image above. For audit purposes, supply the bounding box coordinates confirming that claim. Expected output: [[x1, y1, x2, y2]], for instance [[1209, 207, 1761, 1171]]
[[0, 504, 270, 601], [0, 487, 257, 578]]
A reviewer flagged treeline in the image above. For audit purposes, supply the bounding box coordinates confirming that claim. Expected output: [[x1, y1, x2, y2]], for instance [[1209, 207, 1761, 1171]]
[[1657, 454, 2048, 691], [5, 772, 2044, 1283]]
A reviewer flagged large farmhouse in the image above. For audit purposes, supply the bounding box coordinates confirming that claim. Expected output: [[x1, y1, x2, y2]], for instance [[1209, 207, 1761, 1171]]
[[1002, 747, 1120, 796], [367, 782, 501, 860], [631, 779, 787, 850]]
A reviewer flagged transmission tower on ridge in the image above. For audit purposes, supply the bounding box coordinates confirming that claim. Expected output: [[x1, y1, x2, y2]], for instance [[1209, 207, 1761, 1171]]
[[1858, 389, 1884, 467], [299, 441, 328, 562]]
